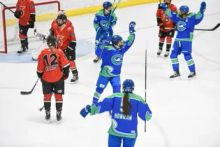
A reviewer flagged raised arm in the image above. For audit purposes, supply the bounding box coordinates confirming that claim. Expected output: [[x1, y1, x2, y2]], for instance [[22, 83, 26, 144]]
[[194, 2, 206, 25], [122, 21, 136, 53]]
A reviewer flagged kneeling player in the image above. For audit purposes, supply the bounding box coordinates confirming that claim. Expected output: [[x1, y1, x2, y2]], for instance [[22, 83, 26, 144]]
[[37, 35, 70, 121]]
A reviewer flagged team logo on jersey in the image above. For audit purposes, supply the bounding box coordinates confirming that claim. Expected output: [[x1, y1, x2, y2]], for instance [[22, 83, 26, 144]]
[[111, 54, 123, 65], [100, 20, 110, 30], [177, 21, 187, 32], [57, 35, 64, 46]]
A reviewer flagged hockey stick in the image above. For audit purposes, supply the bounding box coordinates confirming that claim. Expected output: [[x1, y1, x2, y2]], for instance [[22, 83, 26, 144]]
[[34, 29, 47, 41], [0, 2, 15, 14], [39, 105, 44, 111], [164, 23, 220, 31], [20, 78, 39, 95], [112, 0, 121, 14], [195, 23, 220, 31], [144, 49, 147, 132]]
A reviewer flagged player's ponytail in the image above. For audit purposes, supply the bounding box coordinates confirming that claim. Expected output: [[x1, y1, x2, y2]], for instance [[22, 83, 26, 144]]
[[122, 92, 131, 117], [122, 79, 134, 117]]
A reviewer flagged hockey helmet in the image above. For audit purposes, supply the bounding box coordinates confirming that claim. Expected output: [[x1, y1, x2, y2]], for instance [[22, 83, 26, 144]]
[[47, 35, 57, 47], [179, 5, 189, 14], [123, 79, 135, 93], [103, 1, 113, 9], [56, 10, 67, 26], [111, 35, 123, 45]]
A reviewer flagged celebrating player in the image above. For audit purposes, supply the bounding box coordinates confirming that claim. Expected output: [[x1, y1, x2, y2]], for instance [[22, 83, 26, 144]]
[[156, 0, 177, 57], [160, 2, 206, 78], [50, 10, 78, 82], [14, 0, 35, 53], [80, 79, 152, 147], [93, 1, 117, 63], [37, 35, 70, 121], [91, 21, 136, 105]]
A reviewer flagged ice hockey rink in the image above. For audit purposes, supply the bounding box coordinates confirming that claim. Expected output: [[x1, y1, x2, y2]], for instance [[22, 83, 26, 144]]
[[0, 0, 220, 146]]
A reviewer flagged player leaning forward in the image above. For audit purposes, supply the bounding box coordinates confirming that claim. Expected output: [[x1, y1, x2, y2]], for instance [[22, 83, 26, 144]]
[[37, 35, 70, 121], [50, 10, 78, 82], [14, 0, 36, 53], [161, 1, 206, 78]]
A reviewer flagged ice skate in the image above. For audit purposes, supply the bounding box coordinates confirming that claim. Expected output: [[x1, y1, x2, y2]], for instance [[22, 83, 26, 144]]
[[164, 51, 169, 57], [56, 111, 62, 121], [70, 72, 78, 83], [170, 71, 180, 78], [17, 47, 27, 54], [157, 49, 162, 56], [45, 110, 50, 120], [188, 72, 196, 78]]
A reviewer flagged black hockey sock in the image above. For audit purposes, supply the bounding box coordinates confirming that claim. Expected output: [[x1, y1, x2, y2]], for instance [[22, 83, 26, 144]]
[[166, 44, 171, 52], [25, 38, 29, 49], [44, 101, 51, 111], [159, 42, 164, 50], [20, 39, 28, 50], [56, 102, 63, 112]]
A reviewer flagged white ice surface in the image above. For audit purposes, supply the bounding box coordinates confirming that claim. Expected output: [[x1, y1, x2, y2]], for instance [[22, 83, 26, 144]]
[[0, 0, 220, 147]]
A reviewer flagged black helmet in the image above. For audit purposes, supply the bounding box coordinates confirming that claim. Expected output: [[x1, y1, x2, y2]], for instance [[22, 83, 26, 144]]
[[56, 10, 67, 26], [47, 35, 57, 47]]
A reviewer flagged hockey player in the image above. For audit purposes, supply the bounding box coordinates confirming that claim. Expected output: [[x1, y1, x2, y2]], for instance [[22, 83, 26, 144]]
[[92, 21, 136, 105], [156, 0, 177, 57], [37, 35, 70, 121], [14, 0, 35, 53], [80, 79, 152, 147], [93, 1, 117, 63], [50, 10, 78, 82], [161, 2, 206, 78]]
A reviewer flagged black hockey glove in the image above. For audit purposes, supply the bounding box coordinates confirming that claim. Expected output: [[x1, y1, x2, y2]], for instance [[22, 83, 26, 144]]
[[66, 41, 76, 60], [29, 21, 35, 28], [129, 21, 136, 33], [29, 14, 35, 28], [62, 65, 70, 80], [37, 71, 43, 79], [14, 10, 22, 19]]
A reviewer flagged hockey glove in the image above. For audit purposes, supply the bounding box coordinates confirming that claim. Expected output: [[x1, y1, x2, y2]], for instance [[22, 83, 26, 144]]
[[29, 14, 35, 28], [29, 21, 35, 28], [80, 105, 91, 118], [158, 3, 167, 11], [65, 42, 76, 61], [200, 2, 206, 14], [146, 111, 152, 121], [14, 10, 22, 19], [129, 21, 136, 33], [37, 71, 43, 79], [62, 65, 70, 80]]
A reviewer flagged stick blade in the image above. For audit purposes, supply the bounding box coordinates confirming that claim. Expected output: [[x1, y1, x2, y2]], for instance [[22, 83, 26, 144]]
[[20, 91, 32, 95]]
